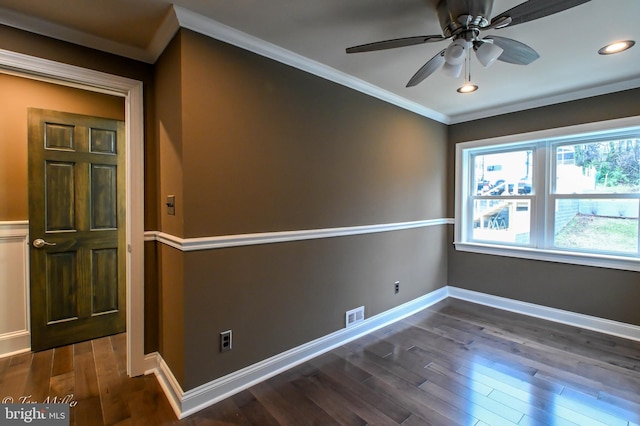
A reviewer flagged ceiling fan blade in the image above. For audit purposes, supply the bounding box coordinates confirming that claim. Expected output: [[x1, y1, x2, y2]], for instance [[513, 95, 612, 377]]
[[483, 36, 540, 65], [406, 49, 446, 87], [491, 0, 591, 27], [346, 35, 446, 53]]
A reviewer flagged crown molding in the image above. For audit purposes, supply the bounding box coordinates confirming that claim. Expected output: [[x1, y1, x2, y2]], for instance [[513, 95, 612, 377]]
[[449, 77, 640, 124], [4, 4, 638, 125], [171, 6, 449, 124], [0, 6, 163, 63]]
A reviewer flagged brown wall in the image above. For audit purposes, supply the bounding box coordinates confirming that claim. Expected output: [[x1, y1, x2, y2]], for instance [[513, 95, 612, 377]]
[[154, 33, 186, 380], [0, 73, 124, 220], [156, 29, 449, 389], [180, 31, 447, 237], [447, 88, 640, 326], [183, 226, 447, 389], [156, 34, 184, 238]]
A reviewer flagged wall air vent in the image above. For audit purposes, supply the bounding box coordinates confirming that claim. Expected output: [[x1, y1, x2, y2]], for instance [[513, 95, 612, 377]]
[[345, 306, 365, 328]]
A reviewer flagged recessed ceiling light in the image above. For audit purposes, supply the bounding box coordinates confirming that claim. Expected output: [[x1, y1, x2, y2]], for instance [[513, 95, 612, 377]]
[[598, 40, 635, 55], [457, 84, 478, 94]]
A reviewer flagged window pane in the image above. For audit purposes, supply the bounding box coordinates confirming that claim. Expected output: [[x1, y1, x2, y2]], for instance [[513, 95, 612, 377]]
[[554, 199, 639, 253], [555, 139, 640, 194], [473, 150, 533, 195], [472, 199, 531, 244]]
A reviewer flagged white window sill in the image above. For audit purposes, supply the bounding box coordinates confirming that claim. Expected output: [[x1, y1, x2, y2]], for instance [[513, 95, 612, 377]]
[[454, 242, 640, 272]]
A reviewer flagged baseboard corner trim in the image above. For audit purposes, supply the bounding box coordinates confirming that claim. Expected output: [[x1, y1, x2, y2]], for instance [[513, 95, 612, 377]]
[[446, 286, 640, 342], [156, 286, 448, 418], [145, 352, 184, 419]]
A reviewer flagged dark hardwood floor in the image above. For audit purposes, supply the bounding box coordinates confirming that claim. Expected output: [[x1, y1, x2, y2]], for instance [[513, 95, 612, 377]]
[[1, 298, 639, 425]]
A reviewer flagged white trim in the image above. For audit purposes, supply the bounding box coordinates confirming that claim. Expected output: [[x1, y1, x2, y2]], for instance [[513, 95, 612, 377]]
[[147, 286, 640, 418], [123, 67, 146, 378], [143, 353, 184, 418], [147, 218, 453, 251], [454, 242, 640, 272], [145, 8, 181, 63], [146, 286, 640, 418], [454, 116, 640, 150], [0, 49, 146, 377], [0, 331, 31, 359], [449, 77, 640, 124], [3, 5, 639, 125], [0, 221, 29, 238], [447, 287, 640, 342], [172, 6, 448, 124], [146, 287, 449, 418], [454, 116, 640, 273], [148, 353, 184, 419], [0, 6, 166, 63], [0, 221, 30, 357]]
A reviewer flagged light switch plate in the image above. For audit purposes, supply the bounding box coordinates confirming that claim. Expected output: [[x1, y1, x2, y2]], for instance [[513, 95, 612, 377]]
[[166, 195, 175, 215]]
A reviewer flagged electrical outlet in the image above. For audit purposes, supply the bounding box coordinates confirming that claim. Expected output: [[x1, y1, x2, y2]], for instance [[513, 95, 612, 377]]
[[394, 281, 400, 294], [220, 330, 232, 352]]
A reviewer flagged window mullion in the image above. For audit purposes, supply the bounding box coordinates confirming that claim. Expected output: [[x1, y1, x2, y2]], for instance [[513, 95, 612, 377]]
[[532, 142, 548, 249]]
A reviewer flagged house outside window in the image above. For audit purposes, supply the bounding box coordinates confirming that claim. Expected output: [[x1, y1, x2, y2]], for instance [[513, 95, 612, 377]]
[[454, 117, 640, 272]]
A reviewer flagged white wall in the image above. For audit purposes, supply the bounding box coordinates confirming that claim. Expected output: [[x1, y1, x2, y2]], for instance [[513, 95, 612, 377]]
[[0, 221, 30, 356]]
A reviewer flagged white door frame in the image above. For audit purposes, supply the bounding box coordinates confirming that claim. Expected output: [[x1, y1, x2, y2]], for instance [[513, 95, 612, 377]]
[[0, 48, 145, 376]]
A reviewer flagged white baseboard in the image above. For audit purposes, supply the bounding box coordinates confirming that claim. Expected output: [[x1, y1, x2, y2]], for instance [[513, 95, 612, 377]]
[[0, 331, 31, 359], [447, 286, 640, 342], [146, 286, 449, 419], [146, 285, 640, 419], [145, 352, 184, 418]]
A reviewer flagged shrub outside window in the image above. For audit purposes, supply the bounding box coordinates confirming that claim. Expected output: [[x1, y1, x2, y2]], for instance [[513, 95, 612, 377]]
[[455, 117, 640, 271]]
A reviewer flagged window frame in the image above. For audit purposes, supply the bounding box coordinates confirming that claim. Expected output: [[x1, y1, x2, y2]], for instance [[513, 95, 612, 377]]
[[454, 116, 640, 272]]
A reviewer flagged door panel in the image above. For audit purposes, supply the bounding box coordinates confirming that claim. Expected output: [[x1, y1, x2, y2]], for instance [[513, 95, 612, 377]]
[[91, 164, 117, 229], [45, 122, 75, 150], [29, 108, 125, 351], [90, 128, 117, 154], [91, 248, 119, 314], [46, 162, 76, 231], [46, 252, 78, 322]]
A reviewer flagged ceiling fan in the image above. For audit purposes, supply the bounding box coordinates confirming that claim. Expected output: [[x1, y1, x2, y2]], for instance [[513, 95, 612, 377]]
[[346, 0, 592, 87]]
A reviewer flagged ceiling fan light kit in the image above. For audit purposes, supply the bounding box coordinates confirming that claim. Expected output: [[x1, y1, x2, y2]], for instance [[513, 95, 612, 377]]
[[345, 0, 593, 89], [476, 41, 504, 67], [444, 39, 468, 65], [443, 61, 464, 78]]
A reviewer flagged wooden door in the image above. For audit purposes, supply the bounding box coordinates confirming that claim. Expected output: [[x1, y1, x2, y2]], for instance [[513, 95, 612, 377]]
[[28, 109, 125, 351]]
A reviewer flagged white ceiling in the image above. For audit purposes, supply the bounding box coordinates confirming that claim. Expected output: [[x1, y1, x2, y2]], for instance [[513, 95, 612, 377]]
[[1, 0, 639, 124]]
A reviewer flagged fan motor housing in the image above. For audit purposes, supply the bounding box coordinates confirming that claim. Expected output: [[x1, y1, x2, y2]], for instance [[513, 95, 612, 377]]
[[438, 0, 493, 37]]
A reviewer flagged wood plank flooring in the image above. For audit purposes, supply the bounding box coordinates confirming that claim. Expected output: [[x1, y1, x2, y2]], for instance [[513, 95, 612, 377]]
[[1, 298, 639, 425]]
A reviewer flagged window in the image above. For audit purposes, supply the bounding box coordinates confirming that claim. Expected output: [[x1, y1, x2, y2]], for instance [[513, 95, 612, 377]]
[[455, 117, 640, 271]]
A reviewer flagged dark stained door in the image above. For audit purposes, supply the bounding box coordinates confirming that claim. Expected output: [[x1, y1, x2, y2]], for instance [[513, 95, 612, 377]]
[[28, 109, 125, 351]]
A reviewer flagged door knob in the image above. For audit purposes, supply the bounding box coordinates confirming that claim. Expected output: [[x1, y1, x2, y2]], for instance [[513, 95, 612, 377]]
[[33, 238, 57, 248]]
